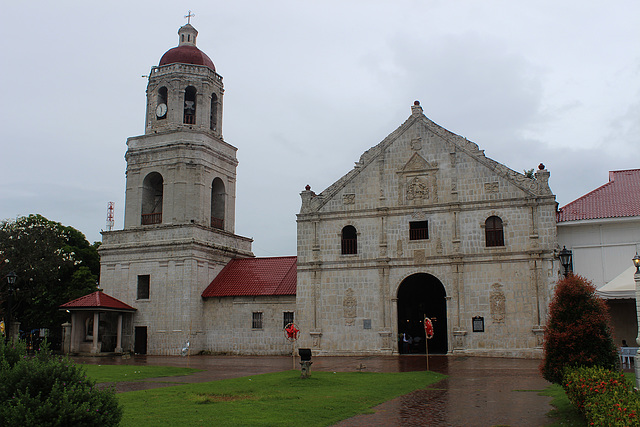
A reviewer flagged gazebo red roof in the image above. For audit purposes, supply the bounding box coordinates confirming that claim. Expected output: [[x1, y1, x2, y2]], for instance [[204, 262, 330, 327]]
[[557, 169, 640, 222], [60, 291, 136, 311], [202, 256, 296, 297]]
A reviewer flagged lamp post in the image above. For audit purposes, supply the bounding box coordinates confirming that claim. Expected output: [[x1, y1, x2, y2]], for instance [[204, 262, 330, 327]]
[[5, 271, 17, 342], [559, 246, 573, 278], [633, 253, 640, 390]]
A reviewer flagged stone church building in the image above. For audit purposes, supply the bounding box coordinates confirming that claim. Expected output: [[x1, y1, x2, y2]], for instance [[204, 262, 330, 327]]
[[92, 22, 561, 358]]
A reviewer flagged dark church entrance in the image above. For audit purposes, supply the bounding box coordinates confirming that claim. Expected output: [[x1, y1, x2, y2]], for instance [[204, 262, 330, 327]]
[[397, 273, 448, 354]]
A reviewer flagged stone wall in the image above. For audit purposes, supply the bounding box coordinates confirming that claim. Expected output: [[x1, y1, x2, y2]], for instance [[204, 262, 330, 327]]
[[203, 295, 297, 355]]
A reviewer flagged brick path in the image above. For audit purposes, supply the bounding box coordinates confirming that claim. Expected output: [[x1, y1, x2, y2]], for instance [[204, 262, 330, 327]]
[[75, 354, 555, 426]]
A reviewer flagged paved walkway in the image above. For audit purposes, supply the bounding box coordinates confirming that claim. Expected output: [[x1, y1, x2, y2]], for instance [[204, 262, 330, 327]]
[[74, 354, 555, 426]]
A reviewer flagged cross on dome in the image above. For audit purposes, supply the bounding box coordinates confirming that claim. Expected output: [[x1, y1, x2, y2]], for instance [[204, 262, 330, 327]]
[[184, 10, 195, 24]]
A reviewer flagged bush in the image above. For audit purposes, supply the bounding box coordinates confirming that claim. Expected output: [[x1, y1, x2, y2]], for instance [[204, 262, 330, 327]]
[[541, 274, 619, 384], [563, 366, 640, 426], [0, 338, 27, 369], [0, 339, 122, 426]]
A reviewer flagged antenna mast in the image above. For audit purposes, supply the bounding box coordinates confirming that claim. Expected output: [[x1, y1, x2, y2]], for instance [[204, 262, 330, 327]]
[[106, 202, 115, 231]]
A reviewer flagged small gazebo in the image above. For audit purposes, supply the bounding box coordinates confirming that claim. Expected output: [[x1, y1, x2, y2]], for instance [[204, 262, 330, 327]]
[[60, 290, 136, 355]]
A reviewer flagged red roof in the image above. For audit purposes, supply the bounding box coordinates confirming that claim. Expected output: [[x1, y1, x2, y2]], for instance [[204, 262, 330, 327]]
[[159, 45, 216, 71], [60, 291, 136, 311], [557, 169, 640, 222], [202, 256, 297, 297]]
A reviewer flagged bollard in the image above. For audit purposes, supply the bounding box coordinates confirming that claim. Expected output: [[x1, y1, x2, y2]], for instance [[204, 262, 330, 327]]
[[299, 348, 312, 379]]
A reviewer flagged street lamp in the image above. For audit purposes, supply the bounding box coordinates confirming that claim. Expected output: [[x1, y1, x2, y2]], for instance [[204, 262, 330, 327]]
[[559, 246, 573, 277], [5, 272, 17, 342]]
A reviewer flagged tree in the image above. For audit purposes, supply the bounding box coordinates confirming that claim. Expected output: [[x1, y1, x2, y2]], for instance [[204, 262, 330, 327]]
[[541, 274, 619, 384], [0, 215, 99, 346]]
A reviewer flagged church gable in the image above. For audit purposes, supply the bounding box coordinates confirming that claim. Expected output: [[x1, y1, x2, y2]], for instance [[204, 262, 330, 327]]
[[300, 102, 552, 215]]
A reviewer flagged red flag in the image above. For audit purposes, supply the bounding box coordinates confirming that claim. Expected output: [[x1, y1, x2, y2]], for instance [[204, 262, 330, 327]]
[[424, 316, 434, 339]]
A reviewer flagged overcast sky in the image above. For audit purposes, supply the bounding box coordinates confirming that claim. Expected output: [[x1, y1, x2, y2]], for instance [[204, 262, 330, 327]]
[[1, 1, 638, 256]]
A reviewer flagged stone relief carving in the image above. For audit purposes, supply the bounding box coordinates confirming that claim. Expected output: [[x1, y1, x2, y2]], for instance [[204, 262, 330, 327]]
[[436, 238, 443, 254], [490, 283, 506, 323], [411, 211, 427, 220], [410, 137, 422, 151], [343, 193, 355, 205], [397, 239, 403, 257], [407, 177, 429, 200], [343, 288, 357, 326], [484, 182, 499, 194], [414, 249, 426, 265]]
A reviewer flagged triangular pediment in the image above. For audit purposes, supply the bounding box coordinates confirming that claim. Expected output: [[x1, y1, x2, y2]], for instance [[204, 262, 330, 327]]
[[401, 153, 434, 173]]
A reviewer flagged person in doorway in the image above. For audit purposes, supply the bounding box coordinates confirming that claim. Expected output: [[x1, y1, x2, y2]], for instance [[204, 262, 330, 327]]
[[622, 340, 629, 347]]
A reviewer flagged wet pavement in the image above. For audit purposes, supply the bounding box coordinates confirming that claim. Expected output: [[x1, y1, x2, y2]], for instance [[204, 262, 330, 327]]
[[74, 354, 556, 426]]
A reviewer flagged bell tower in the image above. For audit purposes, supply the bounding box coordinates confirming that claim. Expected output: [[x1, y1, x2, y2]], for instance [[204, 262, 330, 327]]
[[123, 22, 234, 231], [99, 20, 253, 356]]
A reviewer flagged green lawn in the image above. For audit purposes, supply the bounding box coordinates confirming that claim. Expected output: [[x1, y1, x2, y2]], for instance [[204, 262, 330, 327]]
[[80, 364, 201, 383], [116, 370, 445, 427], [539, 383, 585, 426]]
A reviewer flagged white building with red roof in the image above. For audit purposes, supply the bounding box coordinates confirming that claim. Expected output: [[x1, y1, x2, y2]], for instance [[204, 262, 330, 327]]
[[557, 169, 640, 344]]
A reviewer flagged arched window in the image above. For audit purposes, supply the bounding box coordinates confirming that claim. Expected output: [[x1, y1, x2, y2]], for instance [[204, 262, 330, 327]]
[[210, 93, 218, 131], [485, 216, 504, 247], [156, 87, 168, 120], [141, 172, 163, 225], [341, 225, 357, 255], [183, 86, 197, 124], [211, 178, 225, 229]]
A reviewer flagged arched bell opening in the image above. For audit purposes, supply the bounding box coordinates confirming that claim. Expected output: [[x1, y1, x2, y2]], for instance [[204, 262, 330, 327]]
[[211, 177, 225, 229], [141, 172, 163, 225]]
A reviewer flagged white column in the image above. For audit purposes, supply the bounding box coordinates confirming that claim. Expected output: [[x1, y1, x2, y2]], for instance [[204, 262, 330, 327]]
[[91, 312, 99, 354], [115, 314, 123, 353], [634, 267, 640, 390]]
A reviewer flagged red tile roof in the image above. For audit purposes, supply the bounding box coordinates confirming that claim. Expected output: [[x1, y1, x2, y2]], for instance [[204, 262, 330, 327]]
[[60, 291, 136, 311], [202, 256, 297, 297], [557, 169, 640, 222]]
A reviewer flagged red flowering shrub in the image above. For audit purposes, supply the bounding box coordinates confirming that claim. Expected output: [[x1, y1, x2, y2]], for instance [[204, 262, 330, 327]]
[[564, 366, 640, 426], [541, 274, 619, 384]]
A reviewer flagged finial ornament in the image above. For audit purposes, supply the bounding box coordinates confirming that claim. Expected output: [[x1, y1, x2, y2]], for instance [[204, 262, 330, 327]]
[[185, 10, 195, 24]]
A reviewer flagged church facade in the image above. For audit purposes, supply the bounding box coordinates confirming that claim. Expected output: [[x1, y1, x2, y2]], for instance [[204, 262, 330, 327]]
[[97, 22, 561, 358], [296, 102, 560, 357]]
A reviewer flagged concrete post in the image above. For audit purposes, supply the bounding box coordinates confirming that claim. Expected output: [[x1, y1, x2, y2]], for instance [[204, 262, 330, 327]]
[[91, 312, 100, 354], [115, 314, 123, 353], [634, 268, 640, 390], [61, 322, 71, 354]]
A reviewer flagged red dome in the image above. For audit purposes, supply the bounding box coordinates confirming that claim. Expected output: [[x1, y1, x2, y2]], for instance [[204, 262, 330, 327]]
[[159, 45, 215, 71]]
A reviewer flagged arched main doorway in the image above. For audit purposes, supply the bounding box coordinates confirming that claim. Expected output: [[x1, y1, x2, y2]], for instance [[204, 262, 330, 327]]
[[397, 273, 448, 354]]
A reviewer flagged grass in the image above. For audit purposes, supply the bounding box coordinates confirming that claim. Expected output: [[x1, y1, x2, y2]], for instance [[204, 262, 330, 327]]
[[80, 364, 201, 383], [116, 369, 445, 426], [539, 383, 585, 426]]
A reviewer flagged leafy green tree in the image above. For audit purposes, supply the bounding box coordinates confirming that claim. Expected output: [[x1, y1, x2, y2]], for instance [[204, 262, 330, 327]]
[[541, 274, 619, 384], [0, 215, 99, 346]]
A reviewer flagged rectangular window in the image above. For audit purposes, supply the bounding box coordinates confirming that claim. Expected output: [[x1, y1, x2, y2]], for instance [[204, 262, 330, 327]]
[[252, 312, 263, 329], [409, 221, 429, 240], [283, 312, 294, 329], [137, 275, 150, 300]]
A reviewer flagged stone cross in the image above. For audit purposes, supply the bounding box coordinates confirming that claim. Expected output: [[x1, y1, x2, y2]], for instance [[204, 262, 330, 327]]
[[184, 10, 195, 24]]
